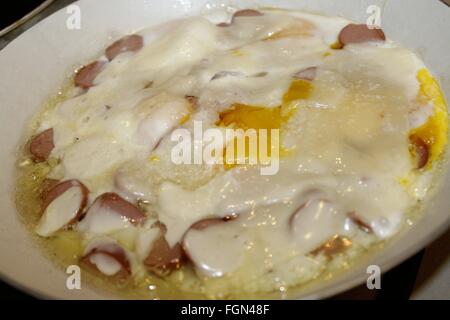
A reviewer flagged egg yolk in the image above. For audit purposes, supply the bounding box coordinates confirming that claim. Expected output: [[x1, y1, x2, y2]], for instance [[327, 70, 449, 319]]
[[216, 104, 281, 169], [409, 68, 448, 168], [281, 79, 313, 117], [217, 104, 282, 130], [217, 80, 313, 169]]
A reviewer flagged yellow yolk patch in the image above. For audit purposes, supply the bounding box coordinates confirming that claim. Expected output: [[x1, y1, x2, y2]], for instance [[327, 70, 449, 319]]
[[330, 41, 344, 50], [281, 79, 313, 116], [409, 68, 448, 168], [217, 104, 282, 130], [217, 78, 313, 169], [216, 104, 283, 169], [180, 99, 196, 125], [179, 113, 191, 125]]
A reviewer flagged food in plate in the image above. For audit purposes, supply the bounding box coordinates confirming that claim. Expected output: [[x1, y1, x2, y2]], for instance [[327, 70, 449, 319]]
[[16, 8, 448, 299]]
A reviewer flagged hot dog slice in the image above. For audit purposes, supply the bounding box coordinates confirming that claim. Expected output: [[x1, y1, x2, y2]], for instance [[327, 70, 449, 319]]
[[78, 192, 146, 234], [217, 9, 263, 27], [143, 224, 184, 273], [182, 217, 246, 277], [410, 135, 429, 169], [29, 128, 54, 162], [348, 212, 373, 233], [190, 218, 226, 230], [338, 24, 385, 46], [233, 9, 263, 18], [81, 239, 131, 277], [289, 197, 347, 254], [105, 34, 144, 61], [74, 61, 106, 89], [35, 180, 89, 237], [293, 67, 317, 81]]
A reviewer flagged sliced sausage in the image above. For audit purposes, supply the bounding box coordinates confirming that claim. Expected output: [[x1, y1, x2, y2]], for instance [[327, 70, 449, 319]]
[[409, 135, 429, 169], [29, 128, 54, 162], [105, 34, 144, 61], [182, 217, 245, 277], [217, 9, 263, 27], [190, 218, 226, 230], [35, 180, 89, 237], [81, 240, 131, 277], [233, 9, 263, 18], [348, 212, 373, 233], [310, 235, 352, 258], [289, 195, 348, 254], [77, 192, 146, 234], [90, 192, 146, 225], [144, 230, 184, 273], [42, 179, 88, 212], [338, 24, 386, 46], [40, 178, 60, 200], [74, 61, 106, 89], [188, 215, 237, 231], [293, 67, 317, 81]]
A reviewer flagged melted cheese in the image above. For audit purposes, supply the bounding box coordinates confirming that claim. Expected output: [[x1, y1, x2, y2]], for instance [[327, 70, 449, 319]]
[[30, 8, 448, 296]]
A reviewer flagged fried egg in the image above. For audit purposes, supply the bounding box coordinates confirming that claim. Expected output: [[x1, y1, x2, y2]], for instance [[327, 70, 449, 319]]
[[18, 7, 448, 298]]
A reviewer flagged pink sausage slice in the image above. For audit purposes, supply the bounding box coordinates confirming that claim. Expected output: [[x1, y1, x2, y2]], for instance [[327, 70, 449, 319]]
[[189, 215, 237, 231], [74, 61, 106, 89], [42, 179, 89, 220], [91, 192, 146, 225], [182, 216, 244, 277], [35, 179, 90, 237], [338, 24, 386, 46], [40, 178, 60, 199], [348, 212, 373, 233], [144, 232, 184, 273], [29, 128, 54, 162], [234, 9, 263, 18], [410, 135, 429, 169], [190, 218, 225, 231], [105, 34, 144, 61], [145, 217, 237, 273], [293, 67, 317, 81], [217, 9, 263, 27], [82, 241, 131, 277]]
